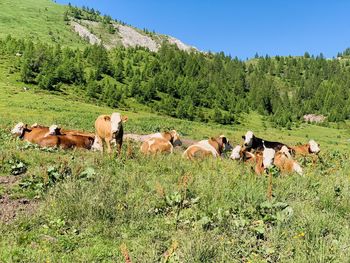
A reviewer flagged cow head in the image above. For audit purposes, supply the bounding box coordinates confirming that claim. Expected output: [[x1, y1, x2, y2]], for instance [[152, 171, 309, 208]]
[[230, 145, 242, 160], [280, 145, 292, 159], [48, 124, 61, 135], [309, 140, 320, 154], [11, 122, 27, 136], [170, 130, 182, 147], [262, 141, 275, 169], [91, 136, 103, 151], [219, 135, 233, 152], [110, 113, 128, 134], [242, 131, 254, 147]]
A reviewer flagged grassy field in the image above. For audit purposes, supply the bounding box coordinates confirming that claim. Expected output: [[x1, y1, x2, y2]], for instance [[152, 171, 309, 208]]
[[1, 54, 350, 262], [0, 0, 86, 48]]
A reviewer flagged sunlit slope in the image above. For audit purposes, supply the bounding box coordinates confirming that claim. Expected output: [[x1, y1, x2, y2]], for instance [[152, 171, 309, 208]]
[[0, 0, 86, 47]]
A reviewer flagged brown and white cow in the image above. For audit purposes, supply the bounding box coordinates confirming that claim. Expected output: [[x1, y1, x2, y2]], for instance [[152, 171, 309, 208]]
[[11, 122, 95, 149], [93, 113, 128, 154], [183, 135, 232, 160], [32, 123, 95, 138], [140, 130, 182, 155], [247, 146, 303, 175], [291, 140, 320, 156], [11, 122, 57, 144], [38, 134, 95, 149], [274, 147, 303, 175]]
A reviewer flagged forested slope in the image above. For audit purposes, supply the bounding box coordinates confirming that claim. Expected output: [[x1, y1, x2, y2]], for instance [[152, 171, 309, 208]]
[[1, 36, 350, 128]]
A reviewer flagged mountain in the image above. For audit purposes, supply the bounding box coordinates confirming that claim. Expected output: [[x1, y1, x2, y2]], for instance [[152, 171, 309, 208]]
[[0, 0, 196, 52]]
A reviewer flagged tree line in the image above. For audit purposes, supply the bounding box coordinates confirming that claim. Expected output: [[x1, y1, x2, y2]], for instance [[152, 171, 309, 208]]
[[1, 35, 350, 127]]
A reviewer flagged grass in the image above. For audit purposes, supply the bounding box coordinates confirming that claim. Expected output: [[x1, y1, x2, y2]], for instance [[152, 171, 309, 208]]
[[1, 54, 350, 262], [0, 0, 86, 48]]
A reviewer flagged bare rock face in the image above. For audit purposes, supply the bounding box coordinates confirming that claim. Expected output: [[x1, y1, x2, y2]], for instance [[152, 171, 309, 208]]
[[71, 21, 101, 45], [70, 18, 196, 52], [303, 114, 326, 123], [167, 36, 196, 52], [116, 24, 160, 52]]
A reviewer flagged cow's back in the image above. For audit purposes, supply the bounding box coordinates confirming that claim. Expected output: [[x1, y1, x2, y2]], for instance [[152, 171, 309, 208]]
[[141, 138, 172, 154], [23, 127, 50, 144], [183, 145, 216, 160], [62, 135, 94, 149]]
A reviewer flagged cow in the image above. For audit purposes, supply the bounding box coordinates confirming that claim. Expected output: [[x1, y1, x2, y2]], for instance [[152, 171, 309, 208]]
[[230, 145, 243, 160], [238, 147, 275, 175], [230, 144, 263, 164], [274, 147, 303, 175], [32, 123, 95, 137], [248, 146, 303, 175], [290, 140, 320, 156], [11, 122, 57, 144], [140, 130, 182, 155], [183, 135, 233, 160], [242, 131, 292, 153], [94, 112, 128, 154], [38, 134, 95, 149], [11, 122, 95, 150]]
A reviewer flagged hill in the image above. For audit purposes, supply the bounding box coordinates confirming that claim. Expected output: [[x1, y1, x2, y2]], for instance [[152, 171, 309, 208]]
[[0, 0, 86, 48], [0, 0, 196, 51]]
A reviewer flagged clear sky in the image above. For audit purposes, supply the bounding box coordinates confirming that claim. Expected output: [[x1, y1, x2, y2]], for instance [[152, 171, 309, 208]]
[[56, 0, 350, 59]]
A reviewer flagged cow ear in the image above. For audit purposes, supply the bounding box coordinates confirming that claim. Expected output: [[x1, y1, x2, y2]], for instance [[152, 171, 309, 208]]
[[242, 135, 245, 139], [222, 137, 227, 144], [122, 116, 128, 123], [104, 116, 111, 121]]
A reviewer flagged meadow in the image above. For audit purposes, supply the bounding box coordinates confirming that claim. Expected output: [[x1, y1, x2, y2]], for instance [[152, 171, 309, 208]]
[[1, 54, 350, 262], [0, 0, 85, 48]]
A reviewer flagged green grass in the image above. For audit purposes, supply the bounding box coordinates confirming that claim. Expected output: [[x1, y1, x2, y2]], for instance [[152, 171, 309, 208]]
[[0, 0, 86, 48], [1, 54, 350, 262]]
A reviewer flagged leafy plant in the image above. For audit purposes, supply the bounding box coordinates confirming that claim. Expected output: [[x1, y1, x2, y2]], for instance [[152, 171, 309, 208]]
[[8, 158, 27, 175]]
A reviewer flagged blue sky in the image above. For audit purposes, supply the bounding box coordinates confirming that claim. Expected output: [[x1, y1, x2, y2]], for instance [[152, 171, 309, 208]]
[[56, 0, 350, 59]]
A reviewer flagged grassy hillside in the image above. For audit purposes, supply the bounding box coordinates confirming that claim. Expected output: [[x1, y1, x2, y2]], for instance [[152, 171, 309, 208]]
[[0, 0, 86, 48], [1, 52, 350, 262]]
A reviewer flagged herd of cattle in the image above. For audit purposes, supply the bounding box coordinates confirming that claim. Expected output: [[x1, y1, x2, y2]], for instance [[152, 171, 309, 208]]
[[11, 112, 321, 175]]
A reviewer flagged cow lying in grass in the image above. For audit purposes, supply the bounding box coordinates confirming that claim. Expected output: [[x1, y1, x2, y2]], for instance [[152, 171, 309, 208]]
[[94, 112, 128, 154], [140, 130, 182, 155], [11, 122, 95, 149], [31, 123, 95, 138], [183, 135, 233, 160], [291, 140, 320, 156], [231, 144, 303, 175], [11, 122, 57, 144]]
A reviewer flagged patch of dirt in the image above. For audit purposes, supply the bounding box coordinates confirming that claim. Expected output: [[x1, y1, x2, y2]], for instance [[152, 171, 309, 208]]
[[0, 175, 19, 187], [0, 175, 39, 224], [0, 195, 39, 224]]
